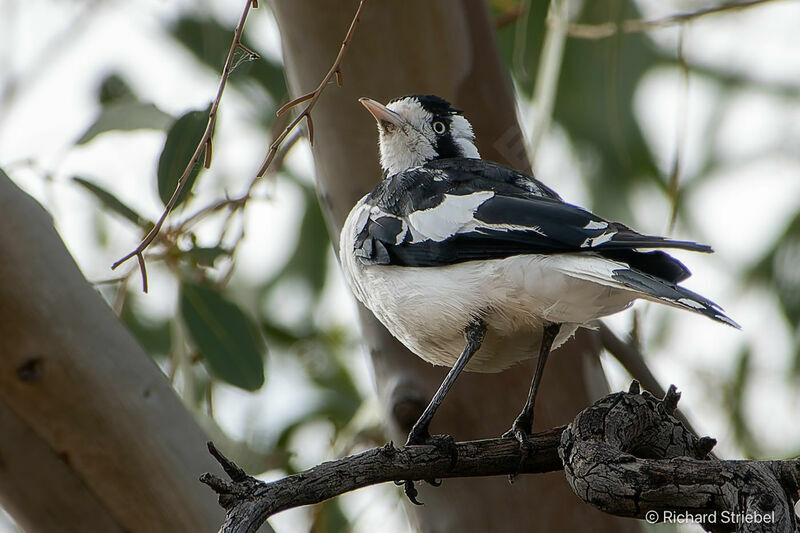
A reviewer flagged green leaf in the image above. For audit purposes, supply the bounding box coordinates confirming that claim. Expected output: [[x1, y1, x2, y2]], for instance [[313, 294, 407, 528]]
[[121, 299, 172, 359], [72, 176, 153, 229], [269, 180, 330, 295], [97, 73, 134, 104], [76, 101, 173, 145], [157, 106, 209, 207], [747, 211, 800, 325], [180, 246, 230, 268], [180, 281, 265, 391]]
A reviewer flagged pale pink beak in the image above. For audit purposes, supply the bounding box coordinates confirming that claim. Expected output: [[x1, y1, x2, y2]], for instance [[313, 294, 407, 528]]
[[359, 97, 405, 130]]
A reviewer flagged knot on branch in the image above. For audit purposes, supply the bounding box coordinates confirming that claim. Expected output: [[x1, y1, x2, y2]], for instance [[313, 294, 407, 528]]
[[200, 442, 263, 511], [559, 382, 800, 533]]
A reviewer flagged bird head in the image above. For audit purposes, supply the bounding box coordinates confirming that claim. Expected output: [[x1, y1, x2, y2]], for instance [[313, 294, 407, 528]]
[[359, 95, 480, 175]]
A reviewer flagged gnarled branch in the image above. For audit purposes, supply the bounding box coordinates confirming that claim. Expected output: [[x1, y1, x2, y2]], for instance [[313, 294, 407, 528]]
[[201, 428, 564, 533], [561, 383, 800, 532], [202, 383, 800, 533]]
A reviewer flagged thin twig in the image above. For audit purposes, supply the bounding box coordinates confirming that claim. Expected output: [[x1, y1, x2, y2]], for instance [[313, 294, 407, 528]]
[[667, 25, 689, 232], [255, 0, 368, 177], [174, 122, 300, 234], [526, 0, 570, 162], [566, 0, 783, 39], [111, 0, 258, 291], [511, 0, 533, 83]]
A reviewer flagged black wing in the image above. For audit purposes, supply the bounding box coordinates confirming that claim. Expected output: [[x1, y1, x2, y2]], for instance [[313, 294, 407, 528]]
[[355, 160, 709, 284]]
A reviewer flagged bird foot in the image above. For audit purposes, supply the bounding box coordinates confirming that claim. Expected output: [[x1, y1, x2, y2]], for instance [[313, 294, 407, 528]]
[[502, 414, 533, 483], [502, 413, 532, 445], [398, 432, 457, 502]]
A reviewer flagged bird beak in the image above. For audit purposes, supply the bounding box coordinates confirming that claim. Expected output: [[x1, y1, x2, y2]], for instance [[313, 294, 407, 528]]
[[359, 97, 405, 132]]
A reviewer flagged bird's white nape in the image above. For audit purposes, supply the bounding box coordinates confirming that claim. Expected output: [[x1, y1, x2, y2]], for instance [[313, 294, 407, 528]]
[[450, 114, 479, 159]]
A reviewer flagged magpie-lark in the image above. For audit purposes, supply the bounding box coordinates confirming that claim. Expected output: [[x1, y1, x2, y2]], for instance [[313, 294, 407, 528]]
[[340, 94, 739, 448]]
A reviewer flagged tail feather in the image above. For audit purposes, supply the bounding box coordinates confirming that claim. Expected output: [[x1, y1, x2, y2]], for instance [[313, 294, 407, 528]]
[[610, 268, 740, 329]]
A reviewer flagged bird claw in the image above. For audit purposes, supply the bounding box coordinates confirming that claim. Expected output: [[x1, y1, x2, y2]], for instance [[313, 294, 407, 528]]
[[398, 433, 456, 497], [402, 480, 423, 505], [502, 416, 532, 483], [502, 414, 531, 445]]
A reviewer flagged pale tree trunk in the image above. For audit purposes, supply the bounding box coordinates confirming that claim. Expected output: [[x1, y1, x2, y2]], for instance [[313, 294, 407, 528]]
[[0, 173, 230, 531], [270, 1, 640, 530]]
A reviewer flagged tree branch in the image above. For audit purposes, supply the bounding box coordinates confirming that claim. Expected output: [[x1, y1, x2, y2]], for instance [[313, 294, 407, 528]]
[[566, 0, 783, 40], [112, 0, 258, 289], [561, 383, 800, 532], [201, 428, 564, 532], [254, 0, 368, 177], [203, 382, 800, 533]]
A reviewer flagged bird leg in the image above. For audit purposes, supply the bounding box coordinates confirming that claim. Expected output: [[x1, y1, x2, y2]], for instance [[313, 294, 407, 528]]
[[503, 322, 561, 444], [405, 318, 486, 447]]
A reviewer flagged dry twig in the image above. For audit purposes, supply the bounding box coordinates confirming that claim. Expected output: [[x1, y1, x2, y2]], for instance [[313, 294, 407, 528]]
[[113, 0, 368, 292], [254, 0, 368, 177], [111, 0, 258, 291]]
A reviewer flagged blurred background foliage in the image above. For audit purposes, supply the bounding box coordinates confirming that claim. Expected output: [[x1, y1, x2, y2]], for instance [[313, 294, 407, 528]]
[[1, 0, 799, 531]]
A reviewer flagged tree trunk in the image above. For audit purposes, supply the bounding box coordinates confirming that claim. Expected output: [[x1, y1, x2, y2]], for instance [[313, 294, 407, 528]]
[[0, 172, 226, 532], [270, 1, 640, 530]]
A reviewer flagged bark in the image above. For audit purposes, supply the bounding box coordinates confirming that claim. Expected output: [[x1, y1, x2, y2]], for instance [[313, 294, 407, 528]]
[[201, 429, 563, 533], [0, 172, 226, 531], [269, 0, 637, 531], [203, 383, 800, 533], [560, 384, 800, 533]]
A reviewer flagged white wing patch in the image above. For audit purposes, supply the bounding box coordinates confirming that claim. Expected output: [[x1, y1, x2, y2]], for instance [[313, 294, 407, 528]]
[[584, 220, 609, 230], [479, 222, 546, 235], [407, 191, 494, 242], [580, 231, 617, 248]]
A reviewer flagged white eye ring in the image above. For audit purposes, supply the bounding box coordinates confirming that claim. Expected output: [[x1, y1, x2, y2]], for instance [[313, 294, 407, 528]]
[[432, 121, 446, 135]]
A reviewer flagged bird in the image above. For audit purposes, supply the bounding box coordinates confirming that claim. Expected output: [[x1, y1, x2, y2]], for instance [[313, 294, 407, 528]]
[[339, 94, 739, 448]]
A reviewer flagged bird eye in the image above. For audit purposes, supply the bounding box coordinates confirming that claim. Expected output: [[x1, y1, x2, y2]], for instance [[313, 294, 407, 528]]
[[432, 120, 447, 135]]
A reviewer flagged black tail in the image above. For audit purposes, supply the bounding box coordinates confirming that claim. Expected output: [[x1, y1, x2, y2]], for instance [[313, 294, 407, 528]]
[[610, 268, 740, 329]]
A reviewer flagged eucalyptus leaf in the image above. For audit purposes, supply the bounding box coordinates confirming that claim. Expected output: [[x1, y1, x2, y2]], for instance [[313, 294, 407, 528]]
[[77, 101, 173, 145], [121, 300, 172, 359], [97, 73, 134, 104], [157, 106, 209, 207], [180, 281, 265, 391], [73, 176, 153, 229], [181, 246, 230, 268], [267, 180, 330, 296]]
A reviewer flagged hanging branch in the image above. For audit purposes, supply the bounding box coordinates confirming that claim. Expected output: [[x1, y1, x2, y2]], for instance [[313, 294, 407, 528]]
[[202, 383, 800, 533], [254, 0, 368, 177], [111, 0, 259, 291], [112, 0, 368, 292], [566, 0, 781, 40], [526, 0, 570, 162]]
